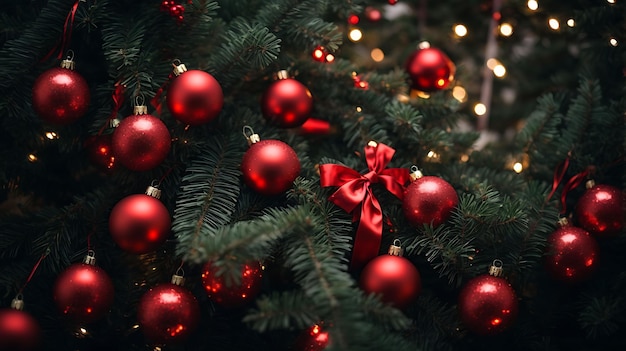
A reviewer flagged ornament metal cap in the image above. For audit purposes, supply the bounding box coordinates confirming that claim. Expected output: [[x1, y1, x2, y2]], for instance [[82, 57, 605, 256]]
[[557, 217, 569, 227], [110, 118, 121, 128], [145, 182, 162, 199], [11, 295, 25, 310], [388, 239, 404, 256], [83, 250, 97, 265], [171, 274, 185, 286], [488, 259, 503, 277], [367, 140, 378, 148], [409, 165, 423, 182], [60, 51, 76, 70], [133, 105, 148, 115], [172, 60, 188, 76], [585, 179, 596, 189], [276, 70, 289, 80], [243, 126, 261, 145]]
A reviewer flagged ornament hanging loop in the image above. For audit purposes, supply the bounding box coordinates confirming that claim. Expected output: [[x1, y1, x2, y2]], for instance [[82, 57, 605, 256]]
[[488, 259, 504, 277], [242, 125, 260, 145]]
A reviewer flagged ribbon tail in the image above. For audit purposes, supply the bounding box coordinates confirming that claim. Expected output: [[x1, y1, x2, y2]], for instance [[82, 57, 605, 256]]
[[349, 191, 383, 271]]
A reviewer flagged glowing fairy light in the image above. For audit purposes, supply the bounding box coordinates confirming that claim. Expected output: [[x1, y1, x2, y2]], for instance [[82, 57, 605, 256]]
[[454, 24, 468, 37], [499, 23, 513, 36]]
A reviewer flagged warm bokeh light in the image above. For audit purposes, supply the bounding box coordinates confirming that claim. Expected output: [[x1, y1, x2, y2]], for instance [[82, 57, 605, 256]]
[[45, 131, 59, 139], [499, 23, 513, 36], [356, 106, 362, 112], [567, 18, 575, 27], [486, 58, 500, 70], [607, 0, 615, 3], [474, 103, 487, 116], [548, 18, 560, 30], [325, 53, 335, 62], [349, 28, 362, 42], [513, 162, 523, 173], [418, 41, 430, 49], [493, 64, 506, 77], [527, 0, 538, 11], [27, 153, 37, 162], [454, 24, 468, 37], [371, 48, 385, 62], [609, 38, 618, 46], [452, 86, 467, 102]]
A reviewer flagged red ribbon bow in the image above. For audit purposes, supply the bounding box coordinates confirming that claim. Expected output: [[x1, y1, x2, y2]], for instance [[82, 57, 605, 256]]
[[320, 142, 409, 270]]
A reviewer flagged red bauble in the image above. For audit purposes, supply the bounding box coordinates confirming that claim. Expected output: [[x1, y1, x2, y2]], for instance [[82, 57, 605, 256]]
[[166, 69, 224, 125], [85, 134, 117, 172], [364, 7, 382, 22], [53, 260, 114, 323], [137, 282, 200, 344], [32, 64, 90, 124], [545, 224, 599, 283], [0, 308, 41, 351], [458, 275, 518, 335], [405, 47, 455, 92], [403, 175, 459, 227], [261, 74, 313, 128], [109, 194, 171, 254], [575, 183, 624, 238], [112, 113, 171, 171], [293, 324, 330, 351], [241, 139, 301, 195], [201, 261, 263, 308], [359, 251, 421, 309]]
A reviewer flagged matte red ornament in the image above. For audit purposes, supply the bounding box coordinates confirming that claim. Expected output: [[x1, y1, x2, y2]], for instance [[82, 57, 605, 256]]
[[359, 242, 421, 309], [261, 70, 313, 128], [53, 253, 114, 323], [0, 300, 41, 351], [201, 261, 263, 308], [403, 168, 459, 227], [166, 63, 223, 126], [293, 324, 330, 351], [85, 134, 117, 172], [241, 128, 300, 195], [405, 47, 455, 92], [138, 276, 200, 344], [575, 181, 624, 238], [109, 191, 171, 254], [458, 265, 518, 335], [32, 58, 90, 124], [112, 108, 171, 171], [545, 220, 599, 283]]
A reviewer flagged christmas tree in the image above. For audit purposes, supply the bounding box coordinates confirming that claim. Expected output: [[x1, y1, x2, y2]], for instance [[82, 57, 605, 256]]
[[1, 0, 624, 350]]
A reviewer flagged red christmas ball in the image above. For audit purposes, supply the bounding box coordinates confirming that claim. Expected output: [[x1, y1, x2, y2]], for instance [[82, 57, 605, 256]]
[[85, 134, 117, 172], [405, 47, 455, 92], [166, 70, 224, 125], [261, 77, 313, 128], [32, 66, 90, 124], [293, 324, 330, 351], [359, 255, 421, 309], [403, 176, 459, 227], [112, 114, 171, 171], [0, 308, 41, 351], [201, 261, 263, 308], [137, 283, 200, 344], [241, 139, 301, 195], [109, 194, 171, 254], [545, 224, 599, 283], [53, 263, 114, 323], [458, 275, 518, 335], [575, 184, 624, 238]]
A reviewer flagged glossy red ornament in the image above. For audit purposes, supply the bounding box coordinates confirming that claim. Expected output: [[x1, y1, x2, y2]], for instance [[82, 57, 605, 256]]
[[458, 274, 518, 335], [575, 182, 624, 238], [405, 47, 455, 92], [109, 193, 171, 254], [53, 256, 114, 323], [112, 112, 171, 171], [359, 243, 421, 309], [166, 65, 224, 126], [293, 324, 330, 351], [85, 134, 117, 172], [545, 222, 599, 283], [261, 71, 313, 128], [138, 280, 200, 344], [201, 261, 263, 308], [241, 132, 300, 195], [403, 170, 459, 227], [0, 306, 41, 351], [32, 60, 90, 124]]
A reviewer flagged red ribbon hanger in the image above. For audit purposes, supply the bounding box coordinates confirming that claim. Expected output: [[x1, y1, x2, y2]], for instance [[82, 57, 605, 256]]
[[320, 141, 409, 270]]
